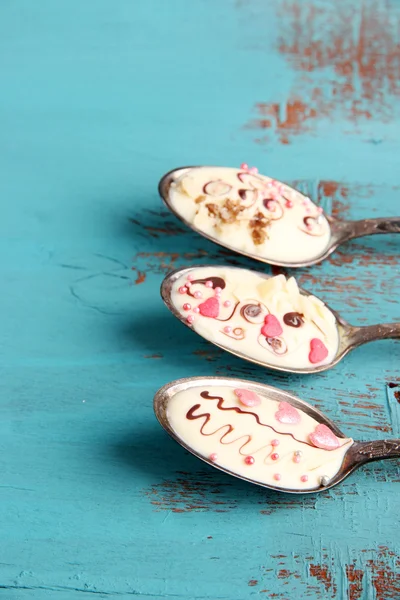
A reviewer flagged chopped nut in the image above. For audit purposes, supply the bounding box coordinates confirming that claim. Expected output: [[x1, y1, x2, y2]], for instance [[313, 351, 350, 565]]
[[206, 203, 219, 217], [251, 227, 268, 245], [250, 211, 269, 227], [195, 195, 206, 204], [249, 211, 270, 245]]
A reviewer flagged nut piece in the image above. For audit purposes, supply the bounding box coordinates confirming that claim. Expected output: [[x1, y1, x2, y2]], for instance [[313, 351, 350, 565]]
[[249, 211, 270, 245]]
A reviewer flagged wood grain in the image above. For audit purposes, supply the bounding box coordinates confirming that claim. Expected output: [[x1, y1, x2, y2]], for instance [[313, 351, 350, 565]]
[[0, 0, 399, 598]]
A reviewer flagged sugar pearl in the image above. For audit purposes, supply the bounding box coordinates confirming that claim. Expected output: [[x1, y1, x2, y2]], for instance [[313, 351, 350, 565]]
[[273, 473, 282, 481], [193, 307, 200, 314], [183, 303, 191, 311], [271, 439, 280, 447], [224, 326, 232, 334], [271, 453, 279, 461], [179, 286, 187, 294], [194, 291, 202, 299], [214, 287, 222, 294], [209, 453, 218, 462], [186, 315, 195, 324], [205, 281, 213, 288], [223, 300, 231, 307], [300, 475, 308, 482], [244, 456, 255, 465]]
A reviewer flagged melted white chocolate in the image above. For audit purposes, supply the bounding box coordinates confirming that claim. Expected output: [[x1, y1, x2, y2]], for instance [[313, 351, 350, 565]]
[[167, 385, 353, 491], [170, 266, 339, 369], [168, 166, 331, 264]]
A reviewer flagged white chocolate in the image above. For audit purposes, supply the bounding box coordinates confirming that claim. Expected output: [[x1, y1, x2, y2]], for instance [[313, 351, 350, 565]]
[[170, 267, 339, 369], [169, 167, 331, 264], [167, 385, 353, 491]]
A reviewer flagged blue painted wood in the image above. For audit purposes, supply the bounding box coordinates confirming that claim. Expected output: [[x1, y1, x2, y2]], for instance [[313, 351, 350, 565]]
[[1, 0, 399, 598]]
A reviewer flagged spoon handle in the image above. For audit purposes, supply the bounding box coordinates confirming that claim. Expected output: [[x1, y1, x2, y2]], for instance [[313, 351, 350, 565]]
[[348, 322, 400, 346], [350, 440, 400, 465], [345, 217, 400, 240]]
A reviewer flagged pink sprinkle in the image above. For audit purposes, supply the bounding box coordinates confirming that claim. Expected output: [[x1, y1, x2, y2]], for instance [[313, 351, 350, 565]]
[[300, 475, 308, 482], [293, 455, 301, 464], [249, 166, 258, 174], [193, 307, 200, 314], [234, 389, 261, 407], [224, 326, 232, 334], [223, 300, 231, 307], [209, 453, 218, 462], [205, 280, 213, 288], [183, 303, 191, 311], [194, 291, 202, 299], [308, 338, 329, 365], [317, 206, 323, 214], [273, 473, 282, 481], [187, 274, 194, 281], [271, 453, 279, 461], [198, 297, 220, 318], [265, 199, 276, 212], [244, 456, 255, 465], [214, 287, 222, 294], [261, 314, 283, 338], [240, 163, 249, 170], [271, 439, 280, 447], [179, 286, 187, 294], [186, 315, 195, 324], [285, 200, 293, 208]]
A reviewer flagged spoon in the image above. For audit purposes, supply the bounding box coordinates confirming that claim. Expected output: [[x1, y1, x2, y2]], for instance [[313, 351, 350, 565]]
[[154, 376, 400, 494], [159, 166, 400, 268], [160, 265, 400, 374]]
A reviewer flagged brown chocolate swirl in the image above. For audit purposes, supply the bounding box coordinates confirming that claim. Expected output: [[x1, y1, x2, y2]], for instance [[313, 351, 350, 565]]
[[190, 276, 226, 289], [283, 312, 304, 328], [187, 391, 315, 447]]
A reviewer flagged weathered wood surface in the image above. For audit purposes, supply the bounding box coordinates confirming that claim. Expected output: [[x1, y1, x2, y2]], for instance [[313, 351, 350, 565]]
[[1, 0, 399, 598]]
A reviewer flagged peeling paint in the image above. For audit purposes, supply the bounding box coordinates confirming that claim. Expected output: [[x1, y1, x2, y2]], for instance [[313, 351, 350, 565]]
[[247, 0, 400, 142]]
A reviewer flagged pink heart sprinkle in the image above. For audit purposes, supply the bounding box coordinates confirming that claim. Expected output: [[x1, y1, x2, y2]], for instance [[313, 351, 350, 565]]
[[309, 424, 340, 450], [234, 388, 261, 407], [261, 314, 283, 338], [308, 338, 329, 364], [275, 401, 301, 425], [198, 296, 220, 318]]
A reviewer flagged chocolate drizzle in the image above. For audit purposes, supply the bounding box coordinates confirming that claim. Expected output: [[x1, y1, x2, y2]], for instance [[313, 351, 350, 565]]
[[216, 301, 240, 322], [190, 277, 226, 290], [301, 216, 325, 237], [240, 303, 268, 323], [283, 312, 304, 328], [192, 391, 315, 447]]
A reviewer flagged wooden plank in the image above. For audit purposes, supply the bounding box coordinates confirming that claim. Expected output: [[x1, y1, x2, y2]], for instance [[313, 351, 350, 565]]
[[0, 0, 399, 598]]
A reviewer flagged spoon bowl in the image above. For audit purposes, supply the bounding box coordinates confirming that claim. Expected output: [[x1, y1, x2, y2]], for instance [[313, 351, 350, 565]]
[[159, 166, 400, 268], [154, 376, 400, 494], [161, 265, 400, 374]]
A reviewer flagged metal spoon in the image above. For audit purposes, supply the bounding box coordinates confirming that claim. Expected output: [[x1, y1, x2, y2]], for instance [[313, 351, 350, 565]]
[[154, 376, 400, 494], [159, 166, 400, 268], [161, 265, 400, 374]]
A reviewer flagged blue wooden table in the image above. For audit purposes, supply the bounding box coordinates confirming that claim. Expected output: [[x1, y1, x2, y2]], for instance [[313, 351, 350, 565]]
[[1, 1, 399, 598]]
